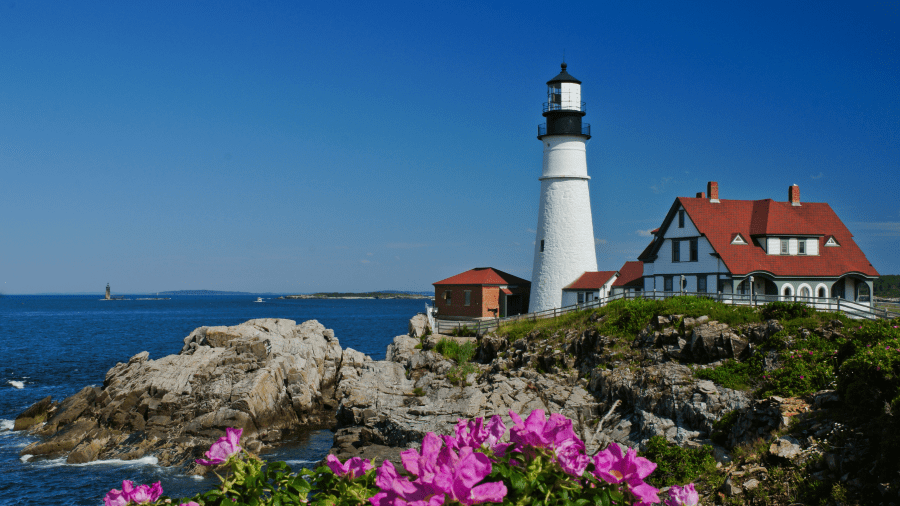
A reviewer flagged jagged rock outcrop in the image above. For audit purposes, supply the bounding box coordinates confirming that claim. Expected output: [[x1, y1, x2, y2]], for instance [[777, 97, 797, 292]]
[[329, 316, 757, 464], [14, 318, 352, 473], [407, 313, 430, 339]]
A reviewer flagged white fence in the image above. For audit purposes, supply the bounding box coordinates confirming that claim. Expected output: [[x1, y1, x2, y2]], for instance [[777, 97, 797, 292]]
[[432, 290, 899, 336]]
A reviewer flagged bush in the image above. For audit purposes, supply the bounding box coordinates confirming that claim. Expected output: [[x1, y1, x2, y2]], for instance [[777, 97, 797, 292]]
[[110, 411, 700, 506], [641, 435, 718, 488], [837, 319, 900, 413], [694, 360, 754, 391], [761, 300, 812, 320], [434, 337, 477, 364]]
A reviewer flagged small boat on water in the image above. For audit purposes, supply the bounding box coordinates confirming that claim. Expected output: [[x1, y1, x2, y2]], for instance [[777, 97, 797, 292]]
[[255, 297, 264, 303]]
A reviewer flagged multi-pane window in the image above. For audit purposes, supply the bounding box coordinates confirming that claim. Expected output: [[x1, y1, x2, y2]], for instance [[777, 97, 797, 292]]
[[672, 240, 680, 262], [464, 290, 471, 306], [698, 275, 707, 293], [577, 292, 585, 304], [689, 238, 698, 262], [444, 291, 452, 306], [781, 239, 788, 255], [678, 210, 685, 228], [798, 240, 806, 255], [664, 277, 673, 292]]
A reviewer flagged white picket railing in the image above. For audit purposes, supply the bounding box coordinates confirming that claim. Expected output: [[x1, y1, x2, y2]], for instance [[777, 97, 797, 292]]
[[432, 290, 897, 336]]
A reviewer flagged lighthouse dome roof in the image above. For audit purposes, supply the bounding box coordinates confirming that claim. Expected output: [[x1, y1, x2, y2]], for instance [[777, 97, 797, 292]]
[[547, 62, 581, 85]]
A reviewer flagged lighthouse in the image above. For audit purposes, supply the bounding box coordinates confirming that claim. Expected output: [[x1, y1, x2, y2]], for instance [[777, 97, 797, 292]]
[[529, 63, 598, 312]]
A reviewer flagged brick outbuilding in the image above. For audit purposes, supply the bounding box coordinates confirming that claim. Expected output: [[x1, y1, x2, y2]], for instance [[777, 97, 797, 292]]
[[433, 268, 531, 319]]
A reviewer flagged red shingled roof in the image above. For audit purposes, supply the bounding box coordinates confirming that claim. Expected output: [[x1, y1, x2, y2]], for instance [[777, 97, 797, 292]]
[[564, 271, 618, 290], [433, 267, 530, 286], [672, 197, 878, 277], [612, 261, 644, 287]]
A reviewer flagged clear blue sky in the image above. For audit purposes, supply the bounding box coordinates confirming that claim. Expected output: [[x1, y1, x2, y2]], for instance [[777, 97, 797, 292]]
[[1, 1, 897, 294]]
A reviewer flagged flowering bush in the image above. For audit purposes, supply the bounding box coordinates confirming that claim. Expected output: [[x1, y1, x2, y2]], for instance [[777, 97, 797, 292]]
[[103, 410, 699, 506]]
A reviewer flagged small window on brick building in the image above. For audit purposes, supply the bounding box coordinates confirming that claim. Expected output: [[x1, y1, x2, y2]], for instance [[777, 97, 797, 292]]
[[444, 290, 452, 306], [798, 240, 806, 255], [781, 239, 788, 255], [464, 290, 471, 306]]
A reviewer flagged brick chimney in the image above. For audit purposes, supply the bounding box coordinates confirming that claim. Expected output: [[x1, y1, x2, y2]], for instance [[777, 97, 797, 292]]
[[789, 184, 800, 206], [696, 191, 706, 198], [707, 181, 719, 203]]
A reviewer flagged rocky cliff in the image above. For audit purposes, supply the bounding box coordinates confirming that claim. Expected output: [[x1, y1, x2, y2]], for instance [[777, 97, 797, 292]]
[[14, 318, 361, 473]]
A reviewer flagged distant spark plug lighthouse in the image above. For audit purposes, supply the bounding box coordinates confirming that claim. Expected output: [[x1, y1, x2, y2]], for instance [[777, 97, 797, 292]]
[[529, 63, 598, 312]]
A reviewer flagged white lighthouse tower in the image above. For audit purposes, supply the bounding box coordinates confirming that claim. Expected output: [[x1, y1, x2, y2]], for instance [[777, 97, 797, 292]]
[[529, 63, 598, 313]]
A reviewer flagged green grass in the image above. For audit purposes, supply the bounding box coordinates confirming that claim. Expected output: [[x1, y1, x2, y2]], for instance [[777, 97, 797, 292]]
[[694, 360, 753, 391], [434, 338, 477, 364], [641, 436, 720, 489]]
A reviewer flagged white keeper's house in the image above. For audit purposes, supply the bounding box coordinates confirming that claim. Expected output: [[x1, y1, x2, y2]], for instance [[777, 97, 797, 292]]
[[637, 181, 879, 304]]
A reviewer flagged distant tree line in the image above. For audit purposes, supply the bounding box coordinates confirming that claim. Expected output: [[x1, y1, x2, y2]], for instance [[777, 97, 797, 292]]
[[875, 275, 900, 298]]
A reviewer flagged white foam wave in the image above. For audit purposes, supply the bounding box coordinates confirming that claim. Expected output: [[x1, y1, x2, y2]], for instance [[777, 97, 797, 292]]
[[20, 454, 32, 462], [71, 456, 159, 467], [8, 380, 24, 389], [1, 419, 14, 431], [25, 455, 160, 469], [284, 459, 317, 466]]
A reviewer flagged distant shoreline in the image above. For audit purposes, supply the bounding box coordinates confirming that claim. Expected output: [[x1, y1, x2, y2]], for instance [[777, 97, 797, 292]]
[[278, 292, 432, 300]]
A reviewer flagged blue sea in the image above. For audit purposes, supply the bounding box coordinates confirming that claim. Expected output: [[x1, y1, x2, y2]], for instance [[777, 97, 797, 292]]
[[0, 295, 427, 505]]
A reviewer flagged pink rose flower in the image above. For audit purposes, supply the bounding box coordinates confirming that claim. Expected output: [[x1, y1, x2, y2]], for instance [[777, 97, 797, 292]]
[[103, 487, 128, 506], [104, 480, 162, 506], [665, 483, 699, 505], [592, 444, 659, 504], [197, 427, 243, 466], [326, 454, 373, 479], [127, 482, 162, 504]]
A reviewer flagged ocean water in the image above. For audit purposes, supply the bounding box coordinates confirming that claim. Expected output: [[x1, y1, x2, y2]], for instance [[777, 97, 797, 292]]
[[0, 295, 426, 505]]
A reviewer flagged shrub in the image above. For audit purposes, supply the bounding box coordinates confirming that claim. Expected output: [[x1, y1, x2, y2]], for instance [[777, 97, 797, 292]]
[[694, 359, 754, 391], [112, 411, 699, 506], [837, 319, 900, 413], [641, 435, 718, 488], [434, 337, 477, 364], [761, 300, 812, 320]]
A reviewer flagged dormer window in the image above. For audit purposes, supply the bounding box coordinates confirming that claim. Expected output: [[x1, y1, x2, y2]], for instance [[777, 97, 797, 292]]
[[731, 234, 748, 245], [825, 237, 840, 247]]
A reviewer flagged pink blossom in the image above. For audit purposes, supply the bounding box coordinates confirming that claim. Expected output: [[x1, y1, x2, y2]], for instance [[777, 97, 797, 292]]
[[444, 415, 509, 456], [326, 454, 373, 479], [127, 482, 162, 504], [180, 503, 201, 506], [197, 427, 242, 466], [103, 487, 128, 506], [104, 480, 162, 506], [800, 375, 804, 379], [375, 432, 507, 506], [592, 444, 659, 504], [665, 483, 699, 505], [508, 409, 591, 477]]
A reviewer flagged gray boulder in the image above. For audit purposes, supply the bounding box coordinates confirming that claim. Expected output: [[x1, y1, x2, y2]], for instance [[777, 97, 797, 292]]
[[16, 318, 347, 473]]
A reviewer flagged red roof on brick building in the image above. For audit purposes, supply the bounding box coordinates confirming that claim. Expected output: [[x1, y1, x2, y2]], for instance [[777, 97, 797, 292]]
[[433, 267, 530, 286], [563, 271, 618, 290], [640, 195, 878, 277], [612, 261, 644, 287]]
